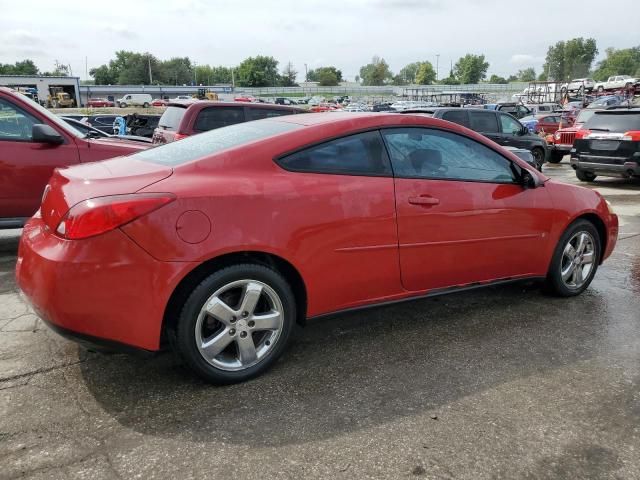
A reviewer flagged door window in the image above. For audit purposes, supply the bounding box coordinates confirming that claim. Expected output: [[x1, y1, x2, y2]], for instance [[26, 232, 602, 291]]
[[468, 111, 499, 132], [247, 108, 293, 121], [277, 130, 391, 176], [382, 127, 517, 183], [441, 110, 469, 127], [499, 114, 523, 134], [194, 107, 245, 132], [0, 99, 38, 142]]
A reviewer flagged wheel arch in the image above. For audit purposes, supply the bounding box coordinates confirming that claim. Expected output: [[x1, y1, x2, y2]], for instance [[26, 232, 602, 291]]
[[570, 213, 608, 264], [161, 250, 308, 346]]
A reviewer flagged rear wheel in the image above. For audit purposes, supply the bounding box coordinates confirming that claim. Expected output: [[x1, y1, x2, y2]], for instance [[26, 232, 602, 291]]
[[576, 169, 597, 182], [175, 264, 296, 384], [549, 151, 565, 164], [531, 147, 545, 170], [545, 220, 600, 296], [143, 102, 150, 108]]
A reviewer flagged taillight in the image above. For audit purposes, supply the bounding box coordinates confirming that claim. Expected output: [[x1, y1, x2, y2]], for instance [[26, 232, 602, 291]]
[[55, 193, 175, 240], [575, 129, 591, 139], [173, 133, 189, 141], [622, 131, 640, 141]]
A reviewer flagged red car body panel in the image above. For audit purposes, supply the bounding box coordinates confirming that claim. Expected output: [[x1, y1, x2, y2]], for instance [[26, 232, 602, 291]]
[[0, 88, 149, 219], [16, 113, 618, 351], [87, 99, 114, 107]]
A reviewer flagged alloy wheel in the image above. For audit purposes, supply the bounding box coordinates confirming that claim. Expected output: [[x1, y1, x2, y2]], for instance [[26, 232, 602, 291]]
[[194, 279, 284, 371], [560, 231, 596, 289]]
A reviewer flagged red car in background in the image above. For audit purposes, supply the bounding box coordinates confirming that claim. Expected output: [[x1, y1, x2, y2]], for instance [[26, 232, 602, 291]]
[[0, 87, 149, 227], [87, 98, 115, 108], [17, 112, 617, 384], [310, 103, 342, 112], [234, 95, 256, 102], [547, 109, 599, 163], [151, 98, 169, 107], [152, 100, 303, 144]]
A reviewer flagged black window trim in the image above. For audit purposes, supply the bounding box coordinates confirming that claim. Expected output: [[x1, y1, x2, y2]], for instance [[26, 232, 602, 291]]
[[273, 127, 393, 178], [379, 126, 524, 185]]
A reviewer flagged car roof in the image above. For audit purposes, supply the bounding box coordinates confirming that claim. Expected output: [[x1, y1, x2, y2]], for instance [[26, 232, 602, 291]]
[[167, 100, 303, 111], [594, 108, 640, 115]]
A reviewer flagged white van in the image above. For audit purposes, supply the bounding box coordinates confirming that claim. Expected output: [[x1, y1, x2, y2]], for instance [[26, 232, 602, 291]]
[[116, 94, 153, 108]]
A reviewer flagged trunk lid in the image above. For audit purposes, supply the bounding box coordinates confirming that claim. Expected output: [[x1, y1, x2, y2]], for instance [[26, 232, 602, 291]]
[[41, 156, 172, 231]]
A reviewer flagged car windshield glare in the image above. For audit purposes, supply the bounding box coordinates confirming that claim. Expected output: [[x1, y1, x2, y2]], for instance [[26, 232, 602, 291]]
[[133, 119, 301, 166]]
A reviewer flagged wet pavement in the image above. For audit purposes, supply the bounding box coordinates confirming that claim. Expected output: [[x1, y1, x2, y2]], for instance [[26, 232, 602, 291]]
[[1, 161, 639, 479]]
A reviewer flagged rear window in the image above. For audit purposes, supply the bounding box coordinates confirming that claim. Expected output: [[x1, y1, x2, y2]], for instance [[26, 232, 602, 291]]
[[132, 119, 301, 166], [158, 106, 187, 131], [247, 108, 295, 121], [194, 107, 245, 132], [585, 112, 640, 132]]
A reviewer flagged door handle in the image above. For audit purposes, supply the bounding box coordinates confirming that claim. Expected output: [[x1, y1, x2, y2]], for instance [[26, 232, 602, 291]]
[[408, 196, 440, 206]]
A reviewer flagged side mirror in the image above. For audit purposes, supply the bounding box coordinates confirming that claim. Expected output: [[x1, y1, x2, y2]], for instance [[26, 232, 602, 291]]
[[521, 169, 541, 189], [32, 124, 64, 145]]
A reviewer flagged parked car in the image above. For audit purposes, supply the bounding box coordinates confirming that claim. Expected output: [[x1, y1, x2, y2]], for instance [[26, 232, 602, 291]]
[[275, 97, 296, 105], [16, 112, 618, 383], [570, 108, 640, 181], [547, 108, 600, 163], [171, 95, 192, 101], [151, 98, 169, 107], [586, 95, 624, 109], [0, 87, 149, 228], [60, 117, 152, 143], [83, 115, 121, 134], [525, 103, 562, 115], [485, 102, 533, 119], [561, 78, 595, 93], [87, 97, 115, 108], [309, 103, 342, 112], [126, 113, 160, 138], [152, 100, 304, 144], [431, 107, 549, 170], [234, 96, 256, 103], [520, 113, 571, 135], [595, 75, 638, 93], [116, 93, 153, 108]]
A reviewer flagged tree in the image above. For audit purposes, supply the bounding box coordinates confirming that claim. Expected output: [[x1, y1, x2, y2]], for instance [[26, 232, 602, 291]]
[[307, 66, 343, 85], [507, 74, 518, 82], [489, 74, 508, 84], [537, 71, 548, 81], [89, 65, 116, 84], [592, 46, 640, 81], [0, 59, 40, 75], [397, 62, 422, 84], [236, 56, 279, 87], [43, 60, 71, 77], [542, 38, 598, 81], [279, 62, 298, 86], [160, 57, 192, 85], [441, 70, 460, 85], [415, 62, 436, 85], [517, 67, 536, 82], [359, 56, 393, 86], [453, 54, 489, 84]]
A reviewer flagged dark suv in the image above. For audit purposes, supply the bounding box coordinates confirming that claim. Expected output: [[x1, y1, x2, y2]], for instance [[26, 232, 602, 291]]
[[570, 108, 640, 182], [431, 108, 548, 170], [152, 101, 304, 144]]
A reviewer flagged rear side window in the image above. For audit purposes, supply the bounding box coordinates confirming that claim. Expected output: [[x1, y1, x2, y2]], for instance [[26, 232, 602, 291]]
[[585, 113, 640, 133], [0, 98, 39, 142], [194, 107, 245, 132], [499, 114, 522, 134], [247, 108, 294, 121], [469, 111, 499, 133], [277, 131, 391, 176], [158, 106, 187, 131], [441, 110, 469, 127]]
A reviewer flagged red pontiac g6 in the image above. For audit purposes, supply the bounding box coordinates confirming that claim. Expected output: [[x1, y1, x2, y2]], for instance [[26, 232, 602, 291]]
[[17, 113, 618, 383]]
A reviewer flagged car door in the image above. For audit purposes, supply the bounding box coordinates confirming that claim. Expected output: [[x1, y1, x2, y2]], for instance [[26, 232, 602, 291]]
[[498, 113, 530, 149], [381, 127, 552, 292], [0, 97, 79, 219], [468, 110, 502, 144]]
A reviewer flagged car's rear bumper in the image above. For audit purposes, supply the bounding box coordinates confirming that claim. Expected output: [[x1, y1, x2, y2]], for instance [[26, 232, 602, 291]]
[[570, 155, 640, 177], [552, 144, 572, 153], [16, 218, 194, 351]]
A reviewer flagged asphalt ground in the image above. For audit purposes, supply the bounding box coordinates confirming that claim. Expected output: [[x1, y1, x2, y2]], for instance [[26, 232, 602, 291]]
[[1, 159, 639, 479]]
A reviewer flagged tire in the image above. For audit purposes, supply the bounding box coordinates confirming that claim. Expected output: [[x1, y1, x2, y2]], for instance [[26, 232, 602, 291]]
[[143, 102, 149, 108], [597, 86, 604, 93], [576, 169, 597, 182], [545, 220, 600, 296], [175, 264, 296, 384], [531, 147, 545, 170], [119, 102, 127, 108], [549, 151, 565, 164]]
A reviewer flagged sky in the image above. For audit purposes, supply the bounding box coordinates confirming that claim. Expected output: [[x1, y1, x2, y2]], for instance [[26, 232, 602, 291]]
[[0, 0, 636, 82]]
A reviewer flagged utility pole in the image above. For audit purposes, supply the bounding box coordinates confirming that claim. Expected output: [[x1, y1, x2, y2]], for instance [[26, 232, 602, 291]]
[[436, 54, 440, 81], [194, 61, 197, 86], [231, 68, 235, 88], [148, 56, 153, 84], [304, 63, 308, 82], [85, 56, 88, 82]]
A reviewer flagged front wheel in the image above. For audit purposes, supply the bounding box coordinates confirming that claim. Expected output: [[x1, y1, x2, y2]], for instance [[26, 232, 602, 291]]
[[143, 102, 149, 108], [175, 264, 296, 384], [576, 169, 597, 182], [545, 220, 600, 296], [531, 147, 545, 171]]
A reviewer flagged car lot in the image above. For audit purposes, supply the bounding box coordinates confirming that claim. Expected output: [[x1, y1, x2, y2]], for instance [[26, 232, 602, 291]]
[[1, 159, 639, 479]]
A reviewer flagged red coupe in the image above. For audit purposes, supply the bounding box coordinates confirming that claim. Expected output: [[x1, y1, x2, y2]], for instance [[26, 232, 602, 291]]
[[86, 98, 115, 108], [16, 113, 618, 383]]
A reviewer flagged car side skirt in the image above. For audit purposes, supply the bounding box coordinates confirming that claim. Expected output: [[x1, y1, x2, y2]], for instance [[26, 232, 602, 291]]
[[308, 275, 546, 321], [0, 217, 28, 229]]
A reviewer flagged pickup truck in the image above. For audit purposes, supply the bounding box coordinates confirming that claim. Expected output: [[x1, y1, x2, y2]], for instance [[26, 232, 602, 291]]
[[595, 75, 639, 93], [0, 87, 150, 228]]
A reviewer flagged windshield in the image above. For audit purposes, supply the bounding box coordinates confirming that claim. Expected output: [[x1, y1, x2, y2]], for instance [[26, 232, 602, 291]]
[[585, 112, 640, 132], [133, 119, 301, 166], [18, 96, 83, 138]]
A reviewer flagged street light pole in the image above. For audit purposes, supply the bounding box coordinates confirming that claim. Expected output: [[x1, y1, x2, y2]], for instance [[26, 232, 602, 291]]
[[304, 63, 308, 82], [436, 54, 440, 81]]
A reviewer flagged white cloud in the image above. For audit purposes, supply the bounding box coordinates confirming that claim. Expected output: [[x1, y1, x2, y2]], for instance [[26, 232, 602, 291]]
[[510, 54, 544, 66]]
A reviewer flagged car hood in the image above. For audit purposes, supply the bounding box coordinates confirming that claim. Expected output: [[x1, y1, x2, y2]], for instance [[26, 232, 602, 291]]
[[87, 137, 151, 151]]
